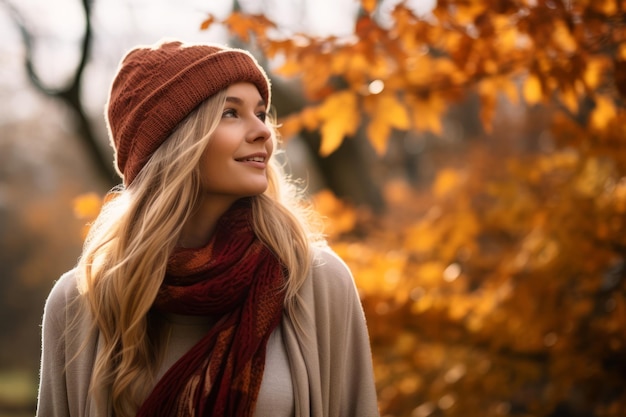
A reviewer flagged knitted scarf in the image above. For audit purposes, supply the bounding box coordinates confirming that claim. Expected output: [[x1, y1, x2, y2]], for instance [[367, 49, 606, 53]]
[[137, 199, 286, 417]]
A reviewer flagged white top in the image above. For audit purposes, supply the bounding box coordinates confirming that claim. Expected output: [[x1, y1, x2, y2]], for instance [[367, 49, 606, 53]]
[[158, 313, 294, 417]]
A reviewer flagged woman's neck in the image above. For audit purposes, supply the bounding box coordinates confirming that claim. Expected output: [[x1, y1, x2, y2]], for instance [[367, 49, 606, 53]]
[[177, 197, 236, 248]]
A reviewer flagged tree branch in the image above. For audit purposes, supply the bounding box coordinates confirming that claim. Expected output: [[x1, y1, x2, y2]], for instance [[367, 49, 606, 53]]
[[1, 0, 118, 185], [0, 0, 55, 96]]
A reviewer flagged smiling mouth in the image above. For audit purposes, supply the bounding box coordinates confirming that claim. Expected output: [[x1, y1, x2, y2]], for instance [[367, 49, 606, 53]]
[[236, 156, 266, 162]]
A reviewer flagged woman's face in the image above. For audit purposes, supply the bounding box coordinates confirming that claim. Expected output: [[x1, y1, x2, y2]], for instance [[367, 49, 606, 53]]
[[199, 82, 273, 203]]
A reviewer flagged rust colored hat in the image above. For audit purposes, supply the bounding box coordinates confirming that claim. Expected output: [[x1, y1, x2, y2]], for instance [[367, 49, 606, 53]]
[[106, 39, 271, 186]]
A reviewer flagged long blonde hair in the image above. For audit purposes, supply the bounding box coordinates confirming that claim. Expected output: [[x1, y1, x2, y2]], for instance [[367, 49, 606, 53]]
[[77, 90, 322, 416]]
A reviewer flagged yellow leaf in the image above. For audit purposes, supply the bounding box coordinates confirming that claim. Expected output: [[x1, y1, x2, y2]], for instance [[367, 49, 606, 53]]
[[398, 375, 421, 395], [407, 94, 444, 135], [74, 192, 105, 240], [275, 58, 303, 77], [552, 20, 577, 53], [302, 55, 335, 99], [382, 93, 410, 129], [445, 210, 479, 259], [277, 114, 301, 140], [199, 15, 215, 31], [344, 52, 376, 84], [436, 58, 466, 85], [277, 106, 319, 139], [73, 193, 103, 220], [583, 57, 608, 90], [558, 88, 579, 114], [416, 261, 445, 287], [454, 3, 487, 25], [448, 296, 472, 320], [411, 293, 433, 313], [366, 117, 391, 155], [224, 13, 252, 42], [319, 121, 350, 156], [312, 189, 357, 235], [300, 107, 319, 131], [329, 49, 351, 75], [523, 74, 542, 105], [222, 13, 275, 43], [317, 91, 360, 156], [575, 156, 614, 197], [496, 20, 520, 53], [433, 169, 463, 197], [365, 93, 410, 154], [590, 95, 617, 130], [406, 217, 443, 254], [360, 0, 377, 14], [591, 0, 617, 15]]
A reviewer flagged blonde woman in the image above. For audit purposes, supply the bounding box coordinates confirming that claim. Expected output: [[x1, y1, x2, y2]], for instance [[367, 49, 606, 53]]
[[36, 40, 379, 417]]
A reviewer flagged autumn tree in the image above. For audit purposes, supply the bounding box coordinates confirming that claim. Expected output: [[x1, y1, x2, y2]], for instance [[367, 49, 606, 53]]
[[1, 0, 119, 184], [199, 1, 626, 416]]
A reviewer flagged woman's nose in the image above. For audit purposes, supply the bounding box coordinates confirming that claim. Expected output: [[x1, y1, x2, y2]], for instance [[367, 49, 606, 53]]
[[247, 117, 271, 142]]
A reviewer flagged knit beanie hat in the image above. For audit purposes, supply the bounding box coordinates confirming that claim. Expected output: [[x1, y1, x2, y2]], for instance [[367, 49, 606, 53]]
[[106, 39, 271, 186]]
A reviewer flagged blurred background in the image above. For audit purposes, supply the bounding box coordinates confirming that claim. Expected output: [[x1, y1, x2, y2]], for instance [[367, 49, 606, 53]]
[[1, 0, 625, 416]]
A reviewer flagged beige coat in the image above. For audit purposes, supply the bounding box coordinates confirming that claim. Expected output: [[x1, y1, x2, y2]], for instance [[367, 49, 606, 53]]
[[36, 247, 380, 417]]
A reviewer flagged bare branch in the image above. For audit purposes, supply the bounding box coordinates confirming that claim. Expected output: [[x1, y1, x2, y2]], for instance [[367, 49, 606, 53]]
[[1, 0, 118, 184], [0, 0, 57, 96], [61, 0, 93, 104]]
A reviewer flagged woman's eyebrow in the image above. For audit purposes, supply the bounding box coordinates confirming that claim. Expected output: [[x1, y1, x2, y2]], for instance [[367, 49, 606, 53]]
[[225, 96, 266, 107]]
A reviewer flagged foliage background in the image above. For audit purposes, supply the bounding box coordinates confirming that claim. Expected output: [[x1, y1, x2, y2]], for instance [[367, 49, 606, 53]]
[[1, 0, 625, 416]]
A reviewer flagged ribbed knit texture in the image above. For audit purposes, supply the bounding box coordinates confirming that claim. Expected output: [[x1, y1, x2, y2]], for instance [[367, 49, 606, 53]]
[[106, 40, 271, 186], [136, 199, 285, 417]]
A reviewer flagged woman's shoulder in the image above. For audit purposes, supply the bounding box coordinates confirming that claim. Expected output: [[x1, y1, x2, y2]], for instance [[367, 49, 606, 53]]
[[44, 268, 81, 319], [48, 268, 80, 299], [308, 245, 358, 298], [311, 245, 350, 274]]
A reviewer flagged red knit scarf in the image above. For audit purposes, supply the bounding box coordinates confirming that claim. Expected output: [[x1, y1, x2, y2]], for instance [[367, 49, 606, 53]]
[[136, 199, 286, 417]]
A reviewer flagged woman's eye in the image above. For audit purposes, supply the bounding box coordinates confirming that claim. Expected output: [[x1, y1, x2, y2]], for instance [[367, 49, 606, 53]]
[[257, 112, 267, 122], [222, 109, 237, 118]]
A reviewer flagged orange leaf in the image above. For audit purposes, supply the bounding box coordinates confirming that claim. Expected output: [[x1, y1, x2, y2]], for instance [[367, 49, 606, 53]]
[[590, 95, 617, 131], [408, 94, 444, 135], [360, 0, 377, 14], [277, 115, 302, 140], [365, 93, 410, 154], [300, 107, 320, 131], [433, 169, 463, 198], [558, 88, 579, 114], [223, 13, 275, 43], [73, 192, 103, 220], [416, 261, 446, 287], [366, 118, 390, 155], [355, 15, 376, 39], [454, 3, 487, 25], [275, 57, 302, 77], [551, 20, 577, 53], [590, 0, 617, 15], [406, 219, 443, 254], [317, 91, 360, 156], [583, 57, 609, 90], [523, 74, 542, 105], [312, 189, 357, 235], [199, 15, 215, 31]]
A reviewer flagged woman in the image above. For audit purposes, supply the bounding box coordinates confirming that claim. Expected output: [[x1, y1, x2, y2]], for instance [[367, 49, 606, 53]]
[[36, 39, 379, 417]]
